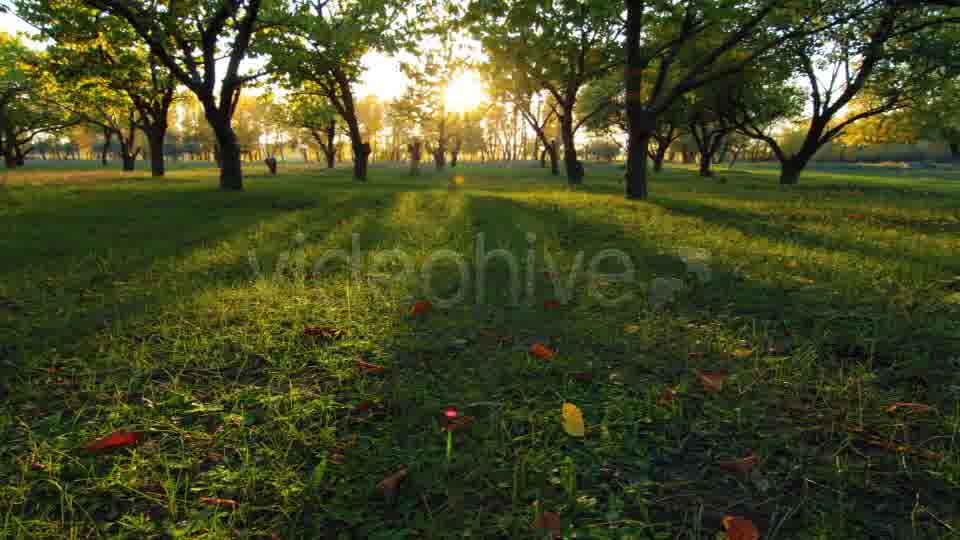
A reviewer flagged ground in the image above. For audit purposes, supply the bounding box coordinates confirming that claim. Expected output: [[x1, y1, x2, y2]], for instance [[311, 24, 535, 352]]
[[1, 160, 960, 540]]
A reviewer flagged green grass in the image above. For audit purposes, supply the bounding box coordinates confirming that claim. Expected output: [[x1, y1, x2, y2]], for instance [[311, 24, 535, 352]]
[[2, 159, 960, 539]]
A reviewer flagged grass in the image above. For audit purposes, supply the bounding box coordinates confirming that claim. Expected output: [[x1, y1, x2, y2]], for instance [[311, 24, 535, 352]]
[[1, 158, 960, 539]]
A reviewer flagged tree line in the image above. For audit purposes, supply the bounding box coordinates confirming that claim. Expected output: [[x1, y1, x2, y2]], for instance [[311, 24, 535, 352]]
[[0, 0, 957, 199]]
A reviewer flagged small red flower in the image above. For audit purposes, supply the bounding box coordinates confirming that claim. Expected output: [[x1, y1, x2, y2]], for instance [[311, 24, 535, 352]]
[[444, 407, 459, 419]]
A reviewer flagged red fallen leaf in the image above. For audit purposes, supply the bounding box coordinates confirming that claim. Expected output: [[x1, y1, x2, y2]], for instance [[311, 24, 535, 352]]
[[543, 299, 563, 310], [718, 453, 761, 474], [353, 400, 375, 414], [571, 371, 593, 382], [543, 271, 558, 281], [200, 497, 239, 510], [410, 300, 432, 317], [86, 431, 142, 452], [885, 402, 935, 414], [379, 467, 408, 504], [529, 343, 555, 361], [532, 511, 562, 538], [355, 357, 386, 374], [444, 415, 476, 431], [30, 463, 47, 471], [847, 213, 866, 220], [303, 327, 345, 339], [46, 367, 58, 374], [693, 369, 727, 393], [722, 515, 760, 540], [658, 387, 677, 405]]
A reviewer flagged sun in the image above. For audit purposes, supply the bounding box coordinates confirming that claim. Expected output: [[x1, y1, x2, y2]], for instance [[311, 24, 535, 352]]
[[445, 71, 486, 113]]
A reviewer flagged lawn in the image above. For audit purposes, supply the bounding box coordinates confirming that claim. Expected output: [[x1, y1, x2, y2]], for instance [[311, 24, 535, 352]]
[[2, 160, 960, 539]]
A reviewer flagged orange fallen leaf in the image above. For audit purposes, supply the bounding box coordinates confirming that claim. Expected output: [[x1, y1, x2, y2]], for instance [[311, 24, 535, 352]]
[[718, 453, 761, 474], [657, 387, 676, 405], [847, 213, 866, 220], [885, 402, 935, 414], [532, 511, 562, 538], [722, 515, 760, 540], [848, 427, 944, 461], [693, 369, 727, 393], [355, 357, 386, 374], [529, 343, 555, 361], [410, 300, 432, 317], [86, 431, 142, 452], [379, 467, 408, 504], [543, 299, 563, 310], [200, 497, 239, 510]]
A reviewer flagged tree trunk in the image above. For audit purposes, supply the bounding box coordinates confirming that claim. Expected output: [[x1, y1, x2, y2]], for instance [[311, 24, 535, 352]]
[[699, 152, 714, 177], [101, 128, 112, 165], [559, 113, 582, 184], [539, 147, 546, 168], [950, 142, 959, 160], [652, 143, 667, 172], [207, 111, 243, 191], [779, 158, 805, 185], [325, 119, 335, 168], [409, 140, 422, 176], [147, 127, 166, 177]]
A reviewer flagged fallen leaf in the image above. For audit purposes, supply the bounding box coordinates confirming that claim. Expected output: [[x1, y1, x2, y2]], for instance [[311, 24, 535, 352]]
[[885, 402, 935, 414], [722, 515, 760, 540], [379, 467, 408, 504], [732, 348, 754, 360], [529, 343, 555, 361], [86, 431, 142, 452], [532, 511, 562, 538], [561, 403, 585, 437], [571, 371, 593, 382], [848, 427, 944, 461], [304, 327, 345, 339], [200, 497, 239, 510], [30, 463, 47, 471], [624, 324, 642, 334], [410, 300, 432, 317], [355, 357, 386, 374], [718, 453, 761, 474], [543, 299, 563, 310], [693, 369, 727, 393], [658, 387, 677, 405], [847, 213, 866, 220], [444, 415, 475, 431]]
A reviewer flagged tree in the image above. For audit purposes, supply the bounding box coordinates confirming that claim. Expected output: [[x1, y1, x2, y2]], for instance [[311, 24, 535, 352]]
[[265, 0, 411, 181], [726, 2, 959, 184], [80, 0, 265, 190], [0, 33, 76, 168], [485, 66, 560, 174], [282, 90, 337, 168], [621, 0, 875, 199], [16, 0, 179, 175], [469, 0, 623, 184]]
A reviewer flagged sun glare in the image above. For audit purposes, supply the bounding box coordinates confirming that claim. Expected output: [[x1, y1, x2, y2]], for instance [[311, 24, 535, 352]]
[[445, 71, 486, 113]]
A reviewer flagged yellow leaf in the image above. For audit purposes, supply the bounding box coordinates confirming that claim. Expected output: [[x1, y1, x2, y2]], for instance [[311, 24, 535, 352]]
[[732, 348, 753, 359], [624, 324, 641, 334], [561, 403, 585, 437]]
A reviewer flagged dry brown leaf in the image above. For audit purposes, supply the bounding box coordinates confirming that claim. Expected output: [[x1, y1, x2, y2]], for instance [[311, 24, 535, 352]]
[[722, 515, 760, 540], [532, 511, 562, 538], [200, 497, 239, 510], [885, 402, 935, 414], [379, 467, 408, 504], [657, 387, 676, 406], [355, 357, 386, 374], [717, 453, 761, 474], [693, 369, 727, 393]]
